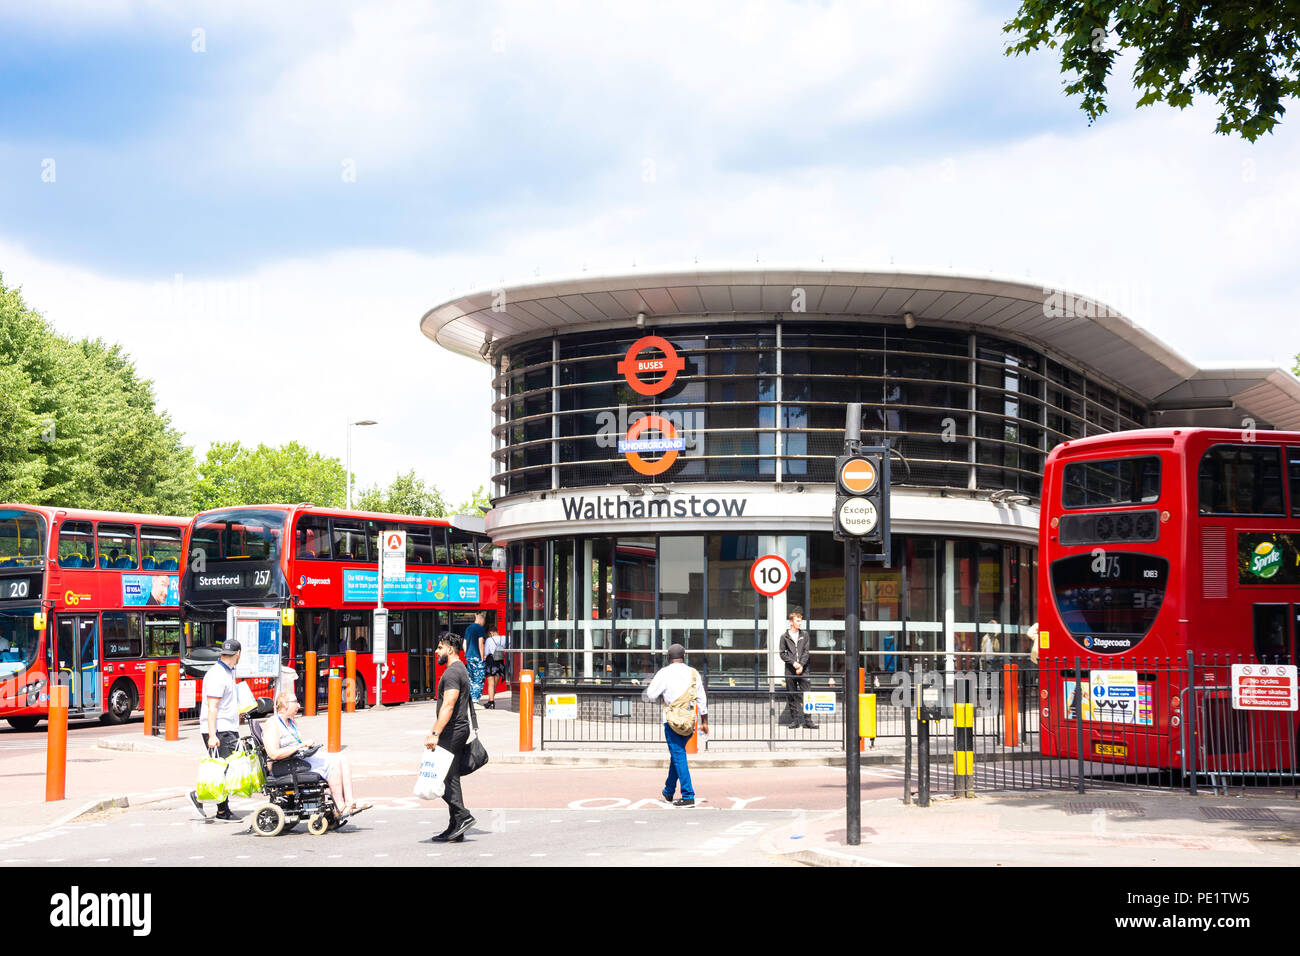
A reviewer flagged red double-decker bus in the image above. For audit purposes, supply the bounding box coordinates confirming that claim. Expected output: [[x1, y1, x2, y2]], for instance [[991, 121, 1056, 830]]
[[1039, 427, 1300, 771], [0, 505, 188, 730], [180, 505, 507, 706]]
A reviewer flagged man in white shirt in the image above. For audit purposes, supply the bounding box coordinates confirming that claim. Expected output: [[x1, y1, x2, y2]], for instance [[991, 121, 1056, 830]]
[[189, 637, 242, 821], [643, 643, 709, 807]]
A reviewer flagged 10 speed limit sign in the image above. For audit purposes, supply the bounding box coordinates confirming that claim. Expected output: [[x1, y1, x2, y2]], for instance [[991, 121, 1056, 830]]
[[750, 554, 792, 597]]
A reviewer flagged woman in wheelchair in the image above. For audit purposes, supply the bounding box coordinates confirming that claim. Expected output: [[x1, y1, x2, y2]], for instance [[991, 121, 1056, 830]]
[[262, 693, 371, 816]]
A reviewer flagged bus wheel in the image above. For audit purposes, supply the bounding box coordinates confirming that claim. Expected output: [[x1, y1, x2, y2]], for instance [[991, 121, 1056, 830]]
[[6, 717, 39, 732], [253, 803, 285, 837], [354, 675, 367, 710], [101, 681, 137, 725]]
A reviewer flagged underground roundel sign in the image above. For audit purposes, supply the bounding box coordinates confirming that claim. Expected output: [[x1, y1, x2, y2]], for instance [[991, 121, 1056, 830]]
[[617, 335, 686, 396], [620, 414, 682, 476], [750, 554, 792, 597]]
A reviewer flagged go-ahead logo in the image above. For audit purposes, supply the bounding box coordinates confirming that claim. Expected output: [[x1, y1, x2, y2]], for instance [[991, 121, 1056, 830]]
[[1251, 541, 1282, 579]]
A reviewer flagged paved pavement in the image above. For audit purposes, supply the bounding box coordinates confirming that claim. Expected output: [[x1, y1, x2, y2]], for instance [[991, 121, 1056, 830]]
[[4, 694, 1299, 865]]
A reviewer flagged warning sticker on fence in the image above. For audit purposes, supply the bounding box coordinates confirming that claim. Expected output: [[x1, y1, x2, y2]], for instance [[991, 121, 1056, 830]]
[[1062, 671, 1153, 726], [179, 679, 196, 710], [803, 691, 836, 714], [1231, 664, 1298, 711], [545, 693, 577, 720]]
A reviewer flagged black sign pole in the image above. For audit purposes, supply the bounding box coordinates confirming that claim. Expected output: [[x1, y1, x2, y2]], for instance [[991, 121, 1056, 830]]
[[843, 404, 862, 846]]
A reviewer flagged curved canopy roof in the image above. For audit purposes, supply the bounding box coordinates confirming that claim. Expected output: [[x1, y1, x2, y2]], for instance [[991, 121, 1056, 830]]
[[420, 266, 1300, 430]]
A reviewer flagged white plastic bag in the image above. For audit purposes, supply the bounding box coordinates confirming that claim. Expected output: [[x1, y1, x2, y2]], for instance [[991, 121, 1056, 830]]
[[413, 746, 455, 800], [235, 681, 257, 714]]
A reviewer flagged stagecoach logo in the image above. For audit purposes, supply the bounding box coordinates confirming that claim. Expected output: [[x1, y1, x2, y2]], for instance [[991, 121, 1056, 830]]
[[63, 591, 91, 606], [298, 575, 331, 588], [1251, 541, 1282, 579]]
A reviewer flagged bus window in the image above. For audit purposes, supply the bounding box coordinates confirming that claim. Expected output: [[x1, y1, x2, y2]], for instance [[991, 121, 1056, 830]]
[[0, 510, 45, 568], [97, 524, 139, 570], [1253, 604, 1290, 663], [431, 528, 449, 565], [1062, 456, 1160, 509], [331, 521, 367, 561], [295, 515, 331, 560], [190, 510, 284, 562], [0, 608, 39, 674], [103, 612, 143, 659], [140, 526, 182, 572], [144, 613, 181, 657], [1290, 448, 1300, 517], [449, 530, 478, 566], [1198, 444, 1285, 515], [337, 610, 371, 653], [474, 534, 495, 566], [405, 527, 433, 564], [58, 520, 96, 569]]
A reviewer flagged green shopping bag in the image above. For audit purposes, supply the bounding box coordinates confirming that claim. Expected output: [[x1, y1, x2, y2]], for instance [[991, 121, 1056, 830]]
[[195, 756, 229, 803], [225, 749, 260, 798]]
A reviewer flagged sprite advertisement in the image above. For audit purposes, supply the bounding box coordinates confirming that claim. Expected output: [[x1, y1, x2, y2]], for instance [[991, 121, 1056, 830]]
[[1239, 533, 1299, 584]]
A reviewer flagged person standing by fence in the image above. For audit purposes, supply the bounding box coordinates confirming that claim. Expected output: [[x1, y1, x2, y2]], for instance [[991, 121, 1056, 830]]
[[780, 611, 816, 729], [643, 643, 708, 807]]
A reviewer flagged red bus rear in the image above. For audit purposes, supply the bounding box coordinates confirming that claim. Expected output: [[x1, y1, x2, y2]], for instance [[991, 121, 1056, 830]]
[[1039, 427, 1300, 772], [0, 505, 189, 729], [181, 505, 507, 707]]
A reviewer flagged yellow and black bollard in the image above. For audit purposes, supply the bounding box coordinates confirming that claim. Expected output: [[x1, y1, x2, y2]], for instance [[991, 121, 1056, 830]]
[[954, 679, 975, 798]]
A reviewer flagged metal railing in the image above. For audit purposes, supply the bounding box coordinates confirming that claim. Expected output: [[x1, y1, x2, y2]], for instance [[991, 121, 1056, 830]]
[[150, 668, 199, 735]]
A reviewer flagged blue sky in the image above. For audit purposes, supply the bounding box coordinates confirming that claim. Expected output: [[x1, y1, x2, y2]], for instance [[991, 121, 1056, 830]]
[[2, 1, 1299, 503]]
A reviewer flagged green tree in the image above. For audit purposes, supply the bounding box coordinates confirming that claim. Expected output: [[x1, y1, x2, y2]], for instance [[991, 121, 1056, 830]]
[[1004, 2, 1300, 140], [194, 441, 346, 510], [453, 484, 492, 516], [354, 470, 448, 516], [0, 273, 196, 513]]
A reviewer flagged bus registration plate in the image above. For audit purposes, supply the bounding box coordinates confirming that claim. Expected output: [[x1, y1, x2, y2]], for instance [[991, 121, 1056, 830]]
[[1093, 741, 1127, 758]]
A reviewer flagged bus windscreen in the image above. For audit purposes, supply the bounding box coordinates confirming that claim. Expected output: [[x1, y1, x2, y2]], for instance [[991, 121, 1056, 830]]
[[0, 608, 40, 678], [1049, 552, 1168, 653], [191, 510, 284, 563], [0, 510, 46, 567], [1062, 456, 1160, 509]]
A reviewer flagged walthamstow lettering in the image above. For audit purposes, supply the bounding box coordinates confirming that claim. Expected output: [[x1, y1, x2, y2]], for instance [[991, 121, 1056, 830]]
[[561, 495, 748, 520]]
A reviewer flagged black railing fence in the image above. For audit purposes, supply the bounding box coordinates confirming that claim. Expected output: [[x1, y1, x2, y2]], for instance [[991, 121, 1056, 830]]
[[150, 668, 200, 734], [535, 652, 1300, 797]]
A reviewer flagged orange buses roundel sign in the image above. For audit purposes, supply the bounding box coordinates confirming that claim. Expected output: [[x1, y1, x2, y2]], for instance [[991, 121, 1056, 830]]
[[616, 335, 686, 396], [839, 457, 878, 494]]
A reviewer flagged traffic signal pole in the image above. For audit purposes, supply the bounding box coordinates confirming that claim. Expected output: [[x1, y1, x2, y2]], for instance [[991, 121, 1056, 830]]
[[843, 405, 862, 846]]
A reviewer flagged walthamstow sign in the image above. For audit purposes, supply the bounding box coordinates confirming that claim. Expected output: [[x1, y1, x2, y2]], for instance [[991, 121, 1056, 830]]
[[561, 493, 748, 521]]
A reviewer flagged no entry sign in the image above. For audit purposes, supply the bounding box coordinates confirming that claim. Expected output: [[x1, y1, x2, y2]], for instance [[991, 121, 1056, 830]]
[[750, 554, 792, 597], [1231, 663, 1298, 711]]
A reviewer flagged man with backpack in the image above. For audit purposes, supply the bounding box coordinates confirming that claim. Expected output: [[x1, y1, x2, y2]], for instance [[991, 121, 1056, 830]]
[[642, 643, 708, 807]]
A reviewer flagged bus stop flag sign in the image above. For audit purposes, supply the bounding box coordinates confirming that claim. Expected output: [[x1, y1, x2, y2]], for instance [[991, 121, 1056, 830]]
[[382, 530, 406, 580]]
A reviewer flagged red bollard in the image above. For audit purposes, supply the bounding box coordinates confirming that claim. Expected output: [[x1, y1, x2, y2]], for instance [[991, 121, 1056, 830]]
[[686, 704, 699, 754], [164, 662, 180, 741], [46, 683, 69, 801], [518, 670, 534, 752], [305, 651, 317, 717], [345, 650, 357, 712], [859, 667, 867, 752], [1003, 662, 1020, 747], [328, 671, 342, 753], [143, 661, 157, 736]]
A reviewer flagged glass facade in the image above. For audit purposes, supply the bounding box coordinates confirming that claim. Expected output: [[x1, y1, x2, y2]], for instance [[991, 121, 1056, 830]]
[[493, 321, 1149, 499], [509, 532, 1036, 682]]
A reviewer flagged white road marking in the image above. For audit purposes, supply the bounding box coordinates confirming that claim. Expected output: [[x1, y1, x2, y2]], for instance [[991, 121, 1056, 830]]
[[329, 855, 343, 859], [374, 854, 389, 858], [530, 853, 545, 857], [236, 855, 250, 860], [142, 857, 156, 862], [95, 858, 110, 863]]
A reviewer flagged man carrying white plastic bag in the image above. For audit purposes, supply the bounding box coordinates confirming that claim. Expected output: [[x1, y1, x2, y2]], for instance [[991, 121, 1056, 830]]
[[415, 633, 476, 842], [189, 637, 243, 821]]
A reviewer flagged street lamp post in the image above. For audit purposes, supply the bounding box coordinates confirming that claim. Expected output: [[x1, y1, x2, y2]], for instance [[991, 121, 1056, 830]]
[[346, 419, 378, 509]]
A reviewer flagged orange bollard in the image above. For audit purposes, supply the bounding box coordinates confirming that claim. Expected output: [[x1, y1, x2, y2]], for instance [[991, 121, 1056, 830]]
[[164, 662, 180, 741], [518, 670, 534, 752], [328, 671, 341, 753], [45, 683, 68, 801], [859, 667, 867, 752], [345, 650, 357, 712], [143, 662, 157, 736], [305, 652, 317, 717], [1003, 662, 1019, 747], [685, 704, 699, 754]]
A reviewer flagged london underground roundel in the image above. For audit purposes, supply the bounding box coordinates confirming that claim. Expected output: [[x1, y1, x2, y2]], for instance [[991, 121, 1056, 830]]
[[622, 414, 681, 476], [750, 554, 792, 597], [616, 335, 686, 396]]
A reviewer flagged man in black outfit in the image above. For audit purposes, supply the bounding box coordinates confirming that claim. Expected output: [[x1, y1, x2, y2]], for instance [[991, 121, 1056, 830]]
[[779, 611, 817, 729], [425, 632, 476, 842]]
